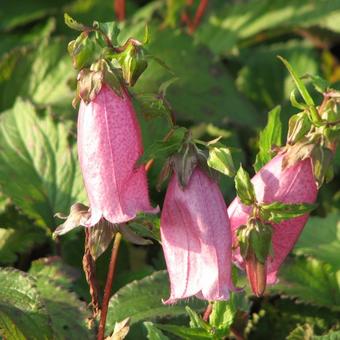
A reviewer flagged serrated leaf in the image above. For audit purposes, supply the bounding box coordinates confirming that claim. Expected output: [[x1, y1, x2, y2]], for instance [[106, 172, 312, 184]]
[[208, 146, 235, 177], [234, 166, 256, 205], [270, 257, 340, 311], [34, 276, 93, 339], [0, 99, 86, 230], [28, 257, 93, 339], [144, 322, 169, 340], [0, 38, 74, 112], [254, 106, 282, 172], [294, 214, 340, 271], [105, 271, 204, 336], [0, 268, 53, 339], [287, 323, 314, 340], [29, 256, 80, 290], [260, 201, 316, 223]]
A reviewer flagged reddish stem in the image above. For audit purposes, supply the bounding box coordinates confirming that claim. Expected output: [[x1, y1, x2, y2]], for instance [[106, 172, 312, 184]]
[[97, 232, 122, 340], [114, 0, 126, 22], [202, 303, 213, 322], [83, 229, 100, 319], [190, 0, 208, 34]]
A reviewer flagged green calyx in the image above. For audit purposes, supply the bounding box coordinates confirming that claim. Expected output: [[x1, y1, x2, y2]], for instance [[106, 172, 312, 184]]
[[65, 13, 152, 102], [278, 57, 340, 188], [237, 219, 273, 265]]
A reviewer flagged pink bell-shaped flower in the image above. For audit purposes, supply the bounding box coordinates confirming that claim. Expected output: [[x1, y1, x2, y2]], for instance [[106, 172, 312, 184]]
[[78, 84, 158, 226], [228, 154, 317, 285], [161, 168, 235, 304]]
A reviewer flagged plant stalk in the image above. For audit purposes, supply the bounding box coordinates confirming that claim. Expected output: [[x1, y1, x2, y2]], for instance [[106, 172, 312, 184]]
[[97, 232, 122, 340]]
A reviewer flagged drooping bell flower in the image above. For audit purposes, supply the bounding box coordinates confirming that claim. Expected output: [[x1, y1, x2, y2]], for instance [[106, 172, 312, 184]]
[[228, 153, 317, 287], [161, 167, 235, 304], [78, 84, 158, 227]]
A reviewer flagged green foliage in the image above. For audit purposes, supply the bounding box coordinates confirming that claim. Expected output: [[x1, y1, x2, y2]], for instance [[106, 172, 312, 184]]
[[196, 0, 340, 55], [234, 166, 256, 205], [254, 106, 282, 171], [1, 1, 340, 339], [294, 214, 340, 271], [106, 271, 205, 336], [0, 268, 53, 339], [271, 257, 340, 311], [0, 99, 86, 229]]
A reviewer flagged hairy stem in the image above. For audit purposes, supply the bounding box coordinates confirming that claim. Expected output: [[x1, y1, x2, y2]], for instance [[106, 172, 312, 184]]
[[97, 232, 122, 340]]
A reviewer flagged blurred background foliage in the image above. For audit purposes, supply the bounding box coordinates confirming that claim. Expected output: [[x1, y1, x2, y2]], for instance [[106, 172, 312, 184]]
[[0, 0, 339, 339]]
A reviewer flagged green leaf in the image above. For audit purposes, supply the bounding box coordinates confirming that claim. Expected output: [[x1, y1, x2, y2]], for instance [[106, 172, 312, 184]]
[[270, 257, 340, 311], [29, 257, 93, 339], [207, 146, 235, 177], [144, 322, 169, 340], [209, 299, 236, 334], [0, 268, 53, 339], [234, 166, 256, 205], [286, 323, 314, 340], [314, 330, 340, 339], [260, 201, 317, 224], [29, 256, 79, 290], [293, 214, 340, 271], [0, 99, 86, 230], [236, 41, 320, 110], [0, 226, 46, 265], [34, 271, 93, 339], [0, 0, 69, 31], [0, 38, 74, 112], [278, 56, 315, 107], [128, 214, 161, 243], [254, 106, 282, 172], [196, 0, 340, 55], [185, 307, 209, 330], [129, 26, 260, 127], [134, 92, 173, 123], [154, 324, 212, 340], [106, 271, 204, 336], [138, 127, 187, 164]]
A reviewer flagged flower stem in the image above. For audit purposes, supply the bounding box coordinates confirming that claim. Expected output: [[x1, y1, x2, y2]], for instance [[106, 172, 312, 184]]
[[114, 0, 126, 21], [97, 232, 122, 340], [202, 302, 212, 322]]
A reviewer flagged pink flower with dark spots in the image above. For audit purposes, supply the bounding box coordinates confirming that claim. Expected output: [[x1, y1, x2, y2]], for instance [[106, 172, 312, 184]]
[[228, 154, 317, 285], [161, 168, 235, 304], [78, 85, 158, 226]]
